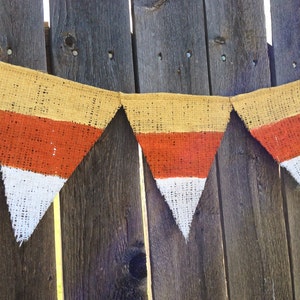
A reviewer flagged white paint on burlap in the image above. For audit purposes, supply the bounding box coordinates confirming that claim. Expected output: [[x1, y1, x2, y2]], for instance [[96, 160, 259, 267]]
[[0, 166, 66, 243], [156, 177, 206, 241], [280, 155, 300, 184]]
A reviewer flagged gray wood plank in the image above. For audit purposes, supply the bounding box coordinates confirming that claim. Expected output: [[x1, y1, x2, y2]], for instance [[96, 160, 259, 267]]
[[205, 0, 270, 95], [144, 160, 228, 299], [216, 112, 293, 299], [271, 1, 300, 298], [0, 0, 46, 70], [50, 0, 135, 92], [205, 0, 293, 298], [133, 0, 210, 94], [60, 109, 146, 298], [282, 170, 300, 300], [0, 0, 56, 298], [133, 1, 227, 298], [270, 0, 300, 84], [50, 0, 143, 298]]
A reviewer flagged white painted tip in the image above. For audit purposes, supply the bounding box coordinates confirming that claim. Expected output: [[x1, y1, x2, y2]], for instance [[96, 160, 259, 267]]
[[1, 166, 66, 243], [156, 177, 206, 241], [280, 155, 300, 185]]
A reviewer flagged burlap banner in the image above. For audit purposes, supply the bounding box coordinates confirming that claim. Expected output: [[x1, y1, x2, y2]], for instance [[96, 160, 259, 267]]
[[0, 62, 299, 243]]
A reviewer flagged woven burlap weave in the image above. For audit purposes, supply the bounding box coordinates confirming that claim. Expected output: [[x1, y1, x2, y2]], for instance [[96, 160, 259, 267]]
[[0, 61, 300, 242]]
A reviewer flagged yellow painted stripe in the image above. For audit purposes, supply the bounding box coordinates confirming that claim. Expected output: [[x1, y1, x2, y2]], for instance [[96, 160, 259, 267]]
[[138, 145, 153, 300], [122, 93, 231, 133], [0, 62, 121, 129], [54, 194, 64, 300], [232, 79, 300, 129]]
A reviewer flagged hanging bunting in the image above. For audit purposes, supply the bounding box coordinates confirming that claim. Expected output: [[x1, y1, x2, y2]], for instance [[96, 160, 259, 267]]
[[0, 62, 121, 243], [232, 80, 300, 184], [122, 93, 232, 240]]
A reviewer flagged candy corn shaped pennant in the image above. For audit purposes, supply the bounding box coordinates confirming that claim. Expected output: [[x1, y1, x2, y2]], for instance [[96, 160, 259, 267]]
[[122, 93, 232, 240], [0, 62, 121, 243], [232, 80, 300, 184]]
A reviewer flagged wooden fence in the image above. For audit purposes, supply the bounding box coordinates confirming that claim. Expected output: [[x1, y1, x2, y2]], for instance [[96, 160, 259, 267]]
[[0, 0, 299, 299]]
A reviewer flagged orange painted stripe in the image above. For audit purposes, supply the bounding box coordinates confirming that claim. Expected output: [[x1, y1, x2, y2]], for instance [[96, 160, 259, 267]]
[[251, 114, 300, 162], [0, 110, 102, 178], [137, 132, 224, 178]]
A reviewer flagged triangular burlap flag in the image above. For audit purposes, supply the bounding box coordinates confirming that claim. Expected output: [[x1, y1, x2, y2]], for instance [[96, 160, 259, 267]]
[[0, 62, 121, 243], [232, 80, 300, 184], [122, 93, 232, 240]]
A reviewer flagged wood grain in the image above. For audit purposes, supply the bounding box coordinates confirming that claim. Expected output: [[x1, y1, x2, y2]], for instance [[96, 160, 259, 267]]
[[50, 0, 135, 92], [0, 0, 46, 70], [60, 109, 146, 298], [133, 0, 210, 94], [205, 0, 270, 95], [205, 0, 293, 298], [216, 112, 293, 299], [282, 171, 300, 300], [0, 0, 56, 298], [133, 0, 227, 298], [270, 0, 300, 85], [50, 0, 145, 298]]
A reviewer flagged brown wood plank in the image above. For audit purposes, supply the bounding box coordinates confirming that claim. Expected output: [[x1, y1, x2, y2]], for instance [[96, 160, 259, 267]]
[[133, 1, 227, 298], [0, 0, 56, 298], [270, 0, 300, 85], [205, 0, 270, 96], [205, 0, 293, 298], [50, 0, 144, 298], [133, 0, 210, 94], [50, 0, 135, 92]]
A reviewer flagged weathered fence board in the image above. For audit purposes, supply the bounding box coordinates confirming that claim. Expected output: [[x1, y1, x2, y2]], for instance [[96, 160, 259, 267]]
[[50, 0, 135, 92], [270, 0, 300, 85], [205, 0, 293, 299], [205, 0, 270, 95], [0, 0, 299, 299], [0, 0, 47, 70], [50, 0, 145, 298], [133, 1, 227, 299], [217, 112, 293, 299], [0, 0, 56, 298], [271, 0, 300, 297], [133, 0, 210, 94]]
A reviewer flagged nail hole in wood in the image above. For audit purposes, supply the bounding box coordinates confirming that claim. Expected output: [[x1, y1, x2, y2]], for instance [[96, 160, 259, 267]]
[[252, 59, 258, 66], [158, 52, 163, 60], [221, 54, 226, 62], [129, 252, 147, 280], [292, 61, 297, 68], [108, 50, 114, 60], [186, 50, 192, 58]]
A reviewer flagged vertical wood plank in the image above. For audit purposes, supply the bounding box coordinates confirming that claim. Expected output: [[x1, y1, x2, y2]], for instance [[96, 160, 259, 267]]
[[133, 0, 210, 94], [0, 0, 46, 70], [60, 110, 146, 298], [50, 1, 145, 298], [282, 171, 300, 299], [0, 0, 56, 298], [205, 0, 293, 298], [133, 0, 228, 298], [270, 0, 300, 85], [50, 0, 135, 92], [205, 0, 270, 96], [216, 112, 293, 299], [271, 0, 300, 297]]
